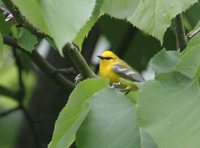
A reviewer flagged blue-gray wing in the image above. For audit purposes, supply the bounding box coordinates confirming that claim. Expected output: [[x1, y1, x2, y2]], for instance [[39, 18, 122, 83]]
[[113, 64, 145, 82]]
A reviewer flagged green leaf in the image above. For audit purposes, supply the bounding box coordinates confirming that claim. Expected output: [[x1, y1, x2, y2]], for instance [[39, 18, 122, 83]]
[[17, 28, 38, 51], [49, 78, 109, 148], [102, 0, 140, 19], [175, 33, 200, 78], [150, 49, 181, 75], [14, 0, 96, 52], [137, 72, 200, 148], [184, 2, 200, 29], [13, 0, 49, 34], [128, 0, 197, 43], [76, 87, 157, 148], [74, 0, 103, 48]]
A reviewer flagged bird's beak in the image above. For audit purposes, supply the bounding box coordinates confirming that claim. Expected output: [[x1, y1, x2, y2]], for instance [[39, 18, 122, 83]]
[[97, 55, 103, 59]]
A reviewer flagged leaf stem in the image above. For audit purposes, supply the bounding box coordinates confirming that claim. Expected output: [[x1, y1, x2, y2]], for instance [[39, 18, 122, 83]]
[[63, 43, 96, 79], [174, 14, 187, 51]]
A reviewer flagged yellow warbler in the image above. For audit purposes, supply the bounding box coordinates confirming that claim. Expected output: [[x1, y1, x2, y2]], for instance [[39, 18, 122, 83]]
[[97, 50, 144, 91]]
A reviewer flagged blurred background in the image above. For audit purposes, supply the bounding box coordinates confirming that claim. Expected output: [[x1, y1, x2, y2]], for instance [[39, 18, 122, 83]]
[[0, 1, 200, 147]]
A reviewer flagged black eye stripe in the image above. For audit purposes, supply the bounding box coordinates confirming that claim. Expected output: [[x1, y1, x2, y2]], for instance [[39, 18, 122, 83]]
[[102, 57, 113, 60]]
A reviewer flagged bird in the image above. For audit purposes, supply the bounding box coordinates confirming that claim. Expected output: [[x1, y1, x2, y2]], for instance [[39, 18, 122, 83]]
[[97, 50, 144, 91]]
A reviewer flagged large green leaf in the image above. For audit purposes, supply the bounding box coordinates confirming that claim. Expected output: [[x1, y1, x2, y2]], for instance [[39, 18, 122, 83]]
[[13, 0, 96, 52], [76, 87, 157, 148], [150, 49, 181, 75], [129, 0, 197, 43], [175, 33, 200, 78], [13, 0, 49, 34], [49, 78, 109, 148], [137, 72, 200, 148], [102, 0, 140, 19], [74, 0, 103, 48]]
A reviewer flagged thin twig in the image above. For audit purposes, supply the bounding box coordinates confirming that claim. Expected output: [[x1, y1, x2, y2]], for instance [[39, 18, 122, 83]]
[[12, 48, 25, 102], [174, 14, 187, 51], [0, 106, 20, 117], [31, 50, 75, 88], [0, 85, 19, 100], [186, 26, 200, 41], [54, 68, 77, 75]]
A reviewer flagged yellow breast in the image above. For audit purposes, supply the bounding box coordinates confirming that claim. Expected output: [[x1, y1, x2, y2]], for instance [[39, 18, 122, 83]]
[[99, 60, 119, 83]]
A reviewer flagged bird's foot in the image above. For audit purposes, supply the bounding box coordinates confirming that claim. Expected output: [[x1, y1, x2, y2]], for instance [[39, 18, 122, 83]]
[[111, 82, 121, 88], [75, 74, 83, 84]]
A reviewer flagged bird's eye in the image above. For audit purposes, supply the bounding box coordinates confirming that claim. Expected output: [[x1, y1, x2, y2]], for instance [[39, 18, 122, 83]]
[[104, 57, 113, 60]]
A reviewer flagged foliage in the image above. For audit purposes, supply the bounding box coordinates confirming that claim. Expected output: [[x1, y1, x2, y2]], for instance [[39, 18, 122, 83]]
[[49, 78, 109, 148], [0, 0, 200, 148]]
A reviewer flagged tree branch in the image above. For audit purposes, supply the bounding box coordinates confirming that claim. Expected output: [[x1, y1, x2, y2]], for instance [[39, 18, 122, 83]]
[[63, 43, 96, 79], [186, 26, 200, 41], [3, 36, 29, 53], [2, 0, 47, 38], [174, 14, 187, 51], [3, 36, 75, 89], [31, 50, 75, 88], [0, 106, 20, 117], [0, 85, 19, 100], [12, 43, 42, 148], [1, 3, 95, 81]]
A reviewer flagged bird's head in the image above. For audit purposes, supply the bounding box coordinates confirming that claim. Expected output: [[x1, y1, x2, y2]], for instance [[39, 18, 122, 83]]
[[97, 51, 119, 65]]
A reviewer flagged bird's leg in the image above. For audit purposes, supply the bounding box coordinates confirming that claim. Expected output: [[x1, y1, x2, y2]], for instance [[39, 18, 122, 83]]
[[120, 87, 130, 95], [111, 82, 130, 94], [118, 87, 130, 91]]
